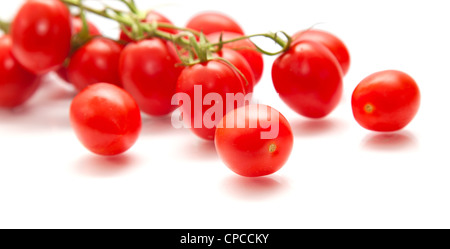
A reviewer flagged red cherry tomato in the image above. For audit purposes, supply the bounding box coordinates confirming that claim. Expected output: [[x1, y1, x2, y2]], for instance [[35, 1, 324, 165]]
[[215, 104, 294, 177], [119, 11, 177, 43], [272, 40, 343, 118], [207, 31, 264, 84], [351, 70, 420, 132], [216, 48, 254, 93], [11, 0, 71, 74], [67, 37, 123, 91], [71, 16, 101, 36], [0, 35, 41, 108], [70, 83, 142, 156], [293, 29, 350, 76], [119, 38, 183, 116], [176, 60, 246, 140], [186, 12, 244, 35]]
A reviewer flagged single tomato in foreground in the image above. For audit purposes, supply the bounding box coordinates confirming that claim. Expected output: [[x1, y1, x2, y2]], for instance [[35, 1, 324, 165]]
[[0, 35, 41, 108], [293, 29, 350, 75], [351, 70, 420, 132], [215, 104, 293, 177], [272, 40, 343, 118], [70, 83, 142, 156]]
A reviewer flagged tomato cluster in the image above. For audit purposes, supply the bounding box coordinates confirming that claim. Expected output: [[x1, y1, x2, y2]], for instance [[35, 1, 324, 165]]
[[0, 0, 421, 178]]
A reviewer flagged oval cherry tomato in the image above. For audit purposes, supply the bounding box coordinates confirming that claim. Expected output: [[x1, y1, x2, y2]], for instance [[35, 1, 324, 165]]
[[119, 11, 177, 43], [71, 16, 101, 36], [56, 17, 101, 83], [186, 12, 244, 35], [0, 35, 40, 108], [216, 48, 254, 93], [207, 31, 264, 84], [293, 29, 350, 76], [119, 38, 183, 116], [70, 83, 142, 156], [272, 40, 343, 118], [351, 70, 420, 132], [67, 37, 123, 91], [176, 60, 246, 140], [11, 0, 71, 74], [215, 104, 293, 177]]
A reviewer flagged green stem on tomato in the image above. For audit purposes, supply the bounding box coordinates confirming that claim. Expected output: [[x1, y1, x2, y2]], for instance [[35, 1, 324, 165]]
[[0, 19, 10, 34]]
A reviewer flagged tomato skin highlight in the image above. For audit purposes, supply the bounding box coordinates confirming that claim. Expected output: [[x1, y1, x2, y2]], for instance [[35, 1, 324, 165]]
[[67, 37, 123, 91], [186, 12, 244, 35], [293, 29, 350, 76], [176, 60, 246, 140], [351, 70, 420, 132], [207, 31, 264, 84], [215, 104, 293, 177], [70, 83, 142, 156], [0, 35, 41, 108], [119, 38, 183, 116], [272, 40, 343, 118], [11, 0, 71, 74]]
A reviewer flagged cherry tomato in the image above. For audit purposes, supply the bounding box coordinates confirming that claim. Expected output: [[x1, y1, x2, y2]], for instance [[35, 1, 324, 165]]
[[186, 12, 244, 35], [67, 37, 123, 91], [71, 16, 101, 36], [215, 104, 293, 177], [207, 31, 264, 84], [11, 0, 71, 74], [216, 48, 254, 93], [70, 83, 142, 156], [351, 70, 420, 132], [272, 40, 343, 118], [0, 35, 40, 108], [119, 11, 177, 43], [293, 29, 351, 76], [176, 60, 247, 140], [119, 38, 183, 116]]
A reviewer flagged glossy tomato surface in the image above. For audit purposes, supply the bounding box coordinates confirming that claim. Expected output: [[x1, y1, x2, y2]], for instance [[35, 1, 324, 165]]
[[176, 60, 247, 140], [272, 40, 343, 118], [207, 31, 264, 84], [293, 29, 350, 75], [11, 0, 71, 74], [215, 104, 293, 177], [0, 35, 40, 108], [70, 83, 142, 156], [67, 37, 123, 91], [215, 48, 254, 93], [119, 38, 183, 116], [186, 12, 244, 35], [351, 70, 420, 132], [119, 11, 177, 43]]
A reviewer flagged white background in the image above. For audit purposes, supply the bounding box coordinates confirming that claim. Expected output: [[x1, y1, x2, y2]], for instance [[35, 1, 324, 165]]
[[0, 0, 449, 229]]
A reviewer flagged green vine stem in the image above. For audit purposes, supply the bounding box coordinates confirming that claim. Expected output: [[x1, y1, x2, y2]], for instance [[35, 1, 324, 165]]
[[0, 19, 10, 34]]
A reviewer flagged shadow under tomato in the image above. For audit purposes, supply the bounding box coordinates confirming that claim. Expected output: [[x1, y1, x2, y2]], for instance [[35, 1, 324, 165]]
[[292, 118, 348, 137], [361, 131, 418, 152], [74, 153, 139, 177], [180, 139, 218, 161], [221, 175, 289, 201]]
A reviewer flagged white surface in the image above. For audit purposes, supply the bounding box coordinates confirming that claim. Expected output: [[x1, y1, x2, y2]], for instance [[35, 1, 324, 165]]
[[0, 0, 449, 229]]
